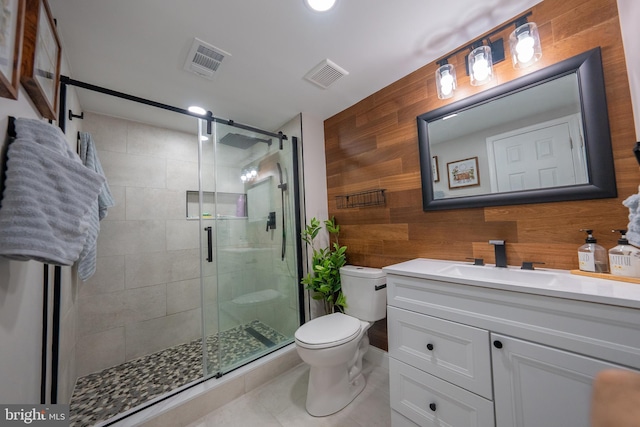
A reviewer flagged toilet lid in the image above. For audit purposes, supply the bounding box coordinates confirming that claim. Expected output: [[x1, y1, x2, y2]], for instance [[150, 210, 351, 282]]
[[295, 313, 362, 348]]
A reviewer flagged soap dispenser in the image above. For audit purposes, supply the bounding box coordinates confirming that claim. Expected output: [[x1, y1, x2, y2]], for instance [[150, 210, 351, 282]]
[[578, 229, 609, 273], [608, 229, 640, 277]]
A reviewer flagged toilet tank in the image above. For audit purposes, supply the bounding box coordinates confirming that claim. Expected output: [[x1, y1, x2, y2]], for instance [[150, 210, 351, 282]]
[[340, 265, 387, 322]]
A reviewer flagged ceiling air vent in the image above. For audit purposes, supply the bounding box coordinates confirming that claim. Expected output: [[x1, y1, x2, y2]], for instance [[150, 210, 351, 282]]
[[183, 37, 231, 80], [304, 59, 349, 89]]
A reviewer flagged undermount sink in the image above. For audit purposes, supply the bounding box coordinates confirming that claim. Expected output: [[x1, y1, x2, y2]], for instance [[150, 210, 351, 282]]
[[438, 263, 559, 287]]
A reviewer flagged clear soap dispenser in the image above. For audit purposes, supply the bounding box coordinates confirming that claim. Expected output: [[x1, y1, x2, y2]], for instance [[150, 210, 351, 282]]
[[608, 229, 640, 277], [578, 229, 609, 273]]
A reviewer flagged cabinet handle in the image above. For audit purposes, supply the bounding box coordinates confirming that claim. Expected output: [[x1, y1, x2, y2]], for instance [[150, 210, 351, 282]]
[[426, 343, 434, 351], [429, 403, 436, 411], [493, 340, 503, 349]]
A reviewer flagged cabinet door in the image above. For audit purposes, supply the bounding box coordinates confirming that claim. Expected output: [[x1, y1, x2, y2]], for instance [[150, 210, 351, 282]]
[[491, 333, 627, 427]]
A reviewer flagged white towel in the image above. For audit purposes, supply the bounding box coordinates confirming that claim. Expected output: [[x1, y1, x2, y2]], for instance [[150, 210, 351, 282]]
[[77, 131, 114, 280], [0, 118, 105, 265], [623, 193, 640, 247]]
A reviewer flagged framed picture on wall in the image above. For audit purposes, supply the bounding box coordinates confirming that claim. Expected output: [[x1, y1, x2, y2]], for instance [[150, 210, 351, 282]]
[[0, 0, 25, 99], [20, 0, 60, 119], [447, 157, 480, 189]]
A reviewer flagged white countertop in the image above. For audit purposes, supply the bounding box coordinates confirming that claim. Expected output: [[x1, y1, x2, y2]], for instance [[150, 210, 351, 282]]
[[383, 258, 640, 309]]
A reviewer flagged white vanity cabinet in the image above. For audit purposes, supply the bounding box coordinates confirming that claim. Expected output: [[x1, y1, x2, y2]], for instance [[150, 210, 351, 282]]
[[384, 259, 640, 427]]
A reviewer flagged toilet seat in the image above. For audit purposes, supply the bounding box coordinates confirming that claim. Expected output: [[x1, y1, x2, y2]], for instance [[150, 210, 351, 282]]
[[295, 313, 362, 349]]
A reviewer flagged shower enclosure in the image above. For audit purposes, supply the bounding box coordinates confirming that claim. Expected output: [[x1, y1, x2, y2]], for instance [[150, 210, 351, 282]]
[[59, 79, 302, 425]]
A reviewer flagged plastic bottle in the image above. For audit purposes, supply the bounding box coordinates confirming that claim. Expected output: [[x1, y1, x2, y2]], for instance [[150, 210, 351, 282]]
[[578, 229, 609, 273], [235, 194, 246, 217], [608, 229, 640, 277]]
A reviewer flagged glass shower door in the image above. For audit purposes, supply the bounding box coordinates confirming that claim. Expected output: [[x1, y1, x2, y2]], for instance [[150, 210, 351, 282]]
[[200, 121, 300, 377]]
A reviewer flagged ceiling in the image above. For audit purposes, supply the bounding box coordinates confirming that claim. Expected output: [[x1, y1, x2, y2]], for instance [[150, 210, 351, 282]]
[[48, 0, 543, 135]]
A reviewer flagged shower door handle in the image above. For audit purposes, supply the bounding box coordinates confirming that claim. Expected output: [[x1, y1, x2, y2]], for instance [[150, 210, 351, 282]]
[[205, 226, 213, 262]]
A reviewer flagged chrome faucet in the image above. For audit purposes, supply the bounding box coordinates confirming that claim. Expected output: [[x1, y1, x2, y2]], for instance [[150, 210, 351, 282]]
[[489, 240, 507, 268]]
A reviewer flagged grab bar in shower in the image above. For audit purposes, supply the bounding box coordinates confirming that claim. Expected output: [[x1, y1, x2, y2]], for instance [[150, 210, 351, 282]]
[[205, 226, 213, 262]]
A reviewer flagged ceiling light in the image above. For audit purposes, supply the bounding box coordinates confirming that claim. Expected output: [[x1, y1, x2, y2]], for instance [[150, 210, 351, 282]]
[[509, 20, 542, 68], [304, 0, 337, 12], [435, 61, 457, 99], [188, 106, 206, 115], [468, 45, 493, 86]]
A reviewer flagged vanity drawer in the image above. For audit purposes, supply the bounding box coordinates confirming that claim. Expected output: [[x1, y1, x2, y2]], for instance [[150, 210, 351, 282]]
[[388, 306, 492, 399], [390, 358, 494, 427]]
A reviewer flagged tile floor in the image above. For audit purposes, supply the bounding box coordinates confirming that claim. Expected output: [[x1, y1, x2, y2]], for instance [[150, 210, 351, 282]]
[[185, 359, 391, 427], [71, 321, 288, 426]]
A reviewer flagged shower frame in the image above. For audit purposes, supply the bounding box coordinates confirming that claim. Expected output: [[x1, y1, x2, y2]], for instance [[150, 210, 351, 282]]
[[46, 76, 305, 409]]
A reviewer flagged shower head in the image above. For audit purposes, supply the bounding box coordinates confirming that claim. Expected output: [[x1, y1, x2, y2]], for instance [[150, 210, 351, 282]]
[[219, 133, 271, 149]]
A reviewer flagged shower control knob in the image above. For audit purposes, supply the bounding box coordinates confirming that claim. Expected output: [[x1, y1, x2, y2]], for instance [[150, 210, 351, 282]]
[[426, 343, 434, 351], [429, 403, 437, 411]]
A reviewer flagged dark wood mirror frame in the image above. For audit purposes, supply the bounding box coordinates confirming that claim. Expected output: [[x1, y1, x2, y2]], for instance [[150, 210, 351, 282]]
[[417, 47, 616, 211]]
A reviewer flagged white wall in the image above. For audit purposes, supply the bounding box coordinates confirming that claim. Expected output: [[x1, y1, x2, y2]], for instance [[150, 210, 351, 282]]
[[618, 0, 640, 140], [299, 112, 329, 320], [0, 88, 78, 404]]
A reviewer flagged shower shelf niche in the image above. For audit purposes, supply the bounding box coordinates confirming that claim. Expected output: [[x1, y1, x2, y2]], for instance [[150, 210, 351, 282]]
[[186, 190, 247, 220]]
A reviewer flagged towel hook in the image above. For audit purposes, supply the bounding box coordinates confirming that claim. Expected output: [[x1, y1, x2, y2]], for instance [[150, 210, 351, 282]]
[[68, 110, 84, 121]]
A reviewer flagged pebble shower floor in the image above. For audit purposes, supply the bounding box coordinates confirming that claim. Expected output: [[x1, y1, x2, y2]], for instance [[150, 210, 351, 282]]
[[69, 321, 287, 426]]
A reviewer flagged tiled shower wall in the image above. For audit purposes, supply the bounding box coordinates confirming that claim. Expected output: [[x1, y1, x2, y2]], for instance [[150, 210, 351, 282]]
[[76, 112, 214, 377], [75, 113, 300, 378]]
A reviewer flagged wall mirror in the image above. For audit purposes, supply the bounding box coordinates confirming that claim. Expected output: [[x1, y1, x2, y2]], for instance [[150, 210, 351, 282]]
[[417, 47, 616, 211]]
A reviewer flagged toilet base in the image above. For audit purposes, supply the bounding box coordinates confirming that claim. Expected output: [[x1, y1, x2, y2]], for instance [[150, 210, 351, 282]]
[[306, 365, 366, 417]]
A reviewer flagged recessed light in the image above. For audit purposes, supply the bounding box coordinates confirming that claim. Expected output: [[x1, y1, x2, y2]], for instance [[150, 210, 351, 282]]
[[304, 0, 336, 12], [188, 106, 206, 115]]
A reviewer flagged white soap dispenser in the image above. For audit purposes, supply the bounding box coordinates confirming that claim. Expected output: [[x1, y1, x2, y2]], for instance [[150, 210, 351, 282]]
[[578, 229, 609, 273], [608, 229, 640, 277]]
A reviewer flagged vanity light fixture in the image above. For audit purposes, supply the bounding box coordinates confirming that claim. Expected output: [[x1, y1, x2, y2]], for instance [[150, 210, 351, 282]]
[[433, 12, 541, 94], [509, 17, 542, 68], [435, 60, 457, 99], [304, 0, 337, 12]]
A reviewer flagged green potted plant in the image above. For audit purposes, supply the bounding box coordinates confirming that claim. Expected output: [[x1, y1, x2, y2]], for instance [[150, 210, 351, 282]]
[[301, 216, 347, 314]]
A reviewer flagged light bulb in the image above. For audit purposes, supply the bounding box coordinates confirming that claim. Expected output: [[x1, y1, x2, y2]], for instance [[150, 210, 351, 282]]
[[439, 70, 454, 95], [516, 33, 535, 64], [472, 55, 490, 82], [436, 63, 456, 99], [509, 22, 541, 68], [241, 174, 247, 182], [469, 45, 493, 86], [250, 169, 257, 177], [440, 70, 454, 88]]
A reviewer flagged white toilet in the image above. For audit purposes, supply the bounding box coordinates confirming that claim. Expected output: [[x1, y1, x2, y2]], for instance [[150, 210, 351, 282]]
[[295, 265, 387, 416]]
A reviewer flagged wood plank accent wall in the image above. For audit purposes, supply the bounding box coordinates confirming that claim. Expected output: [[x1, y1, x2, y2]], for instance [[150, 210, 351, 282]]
[[323, 0, 637, 351]]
